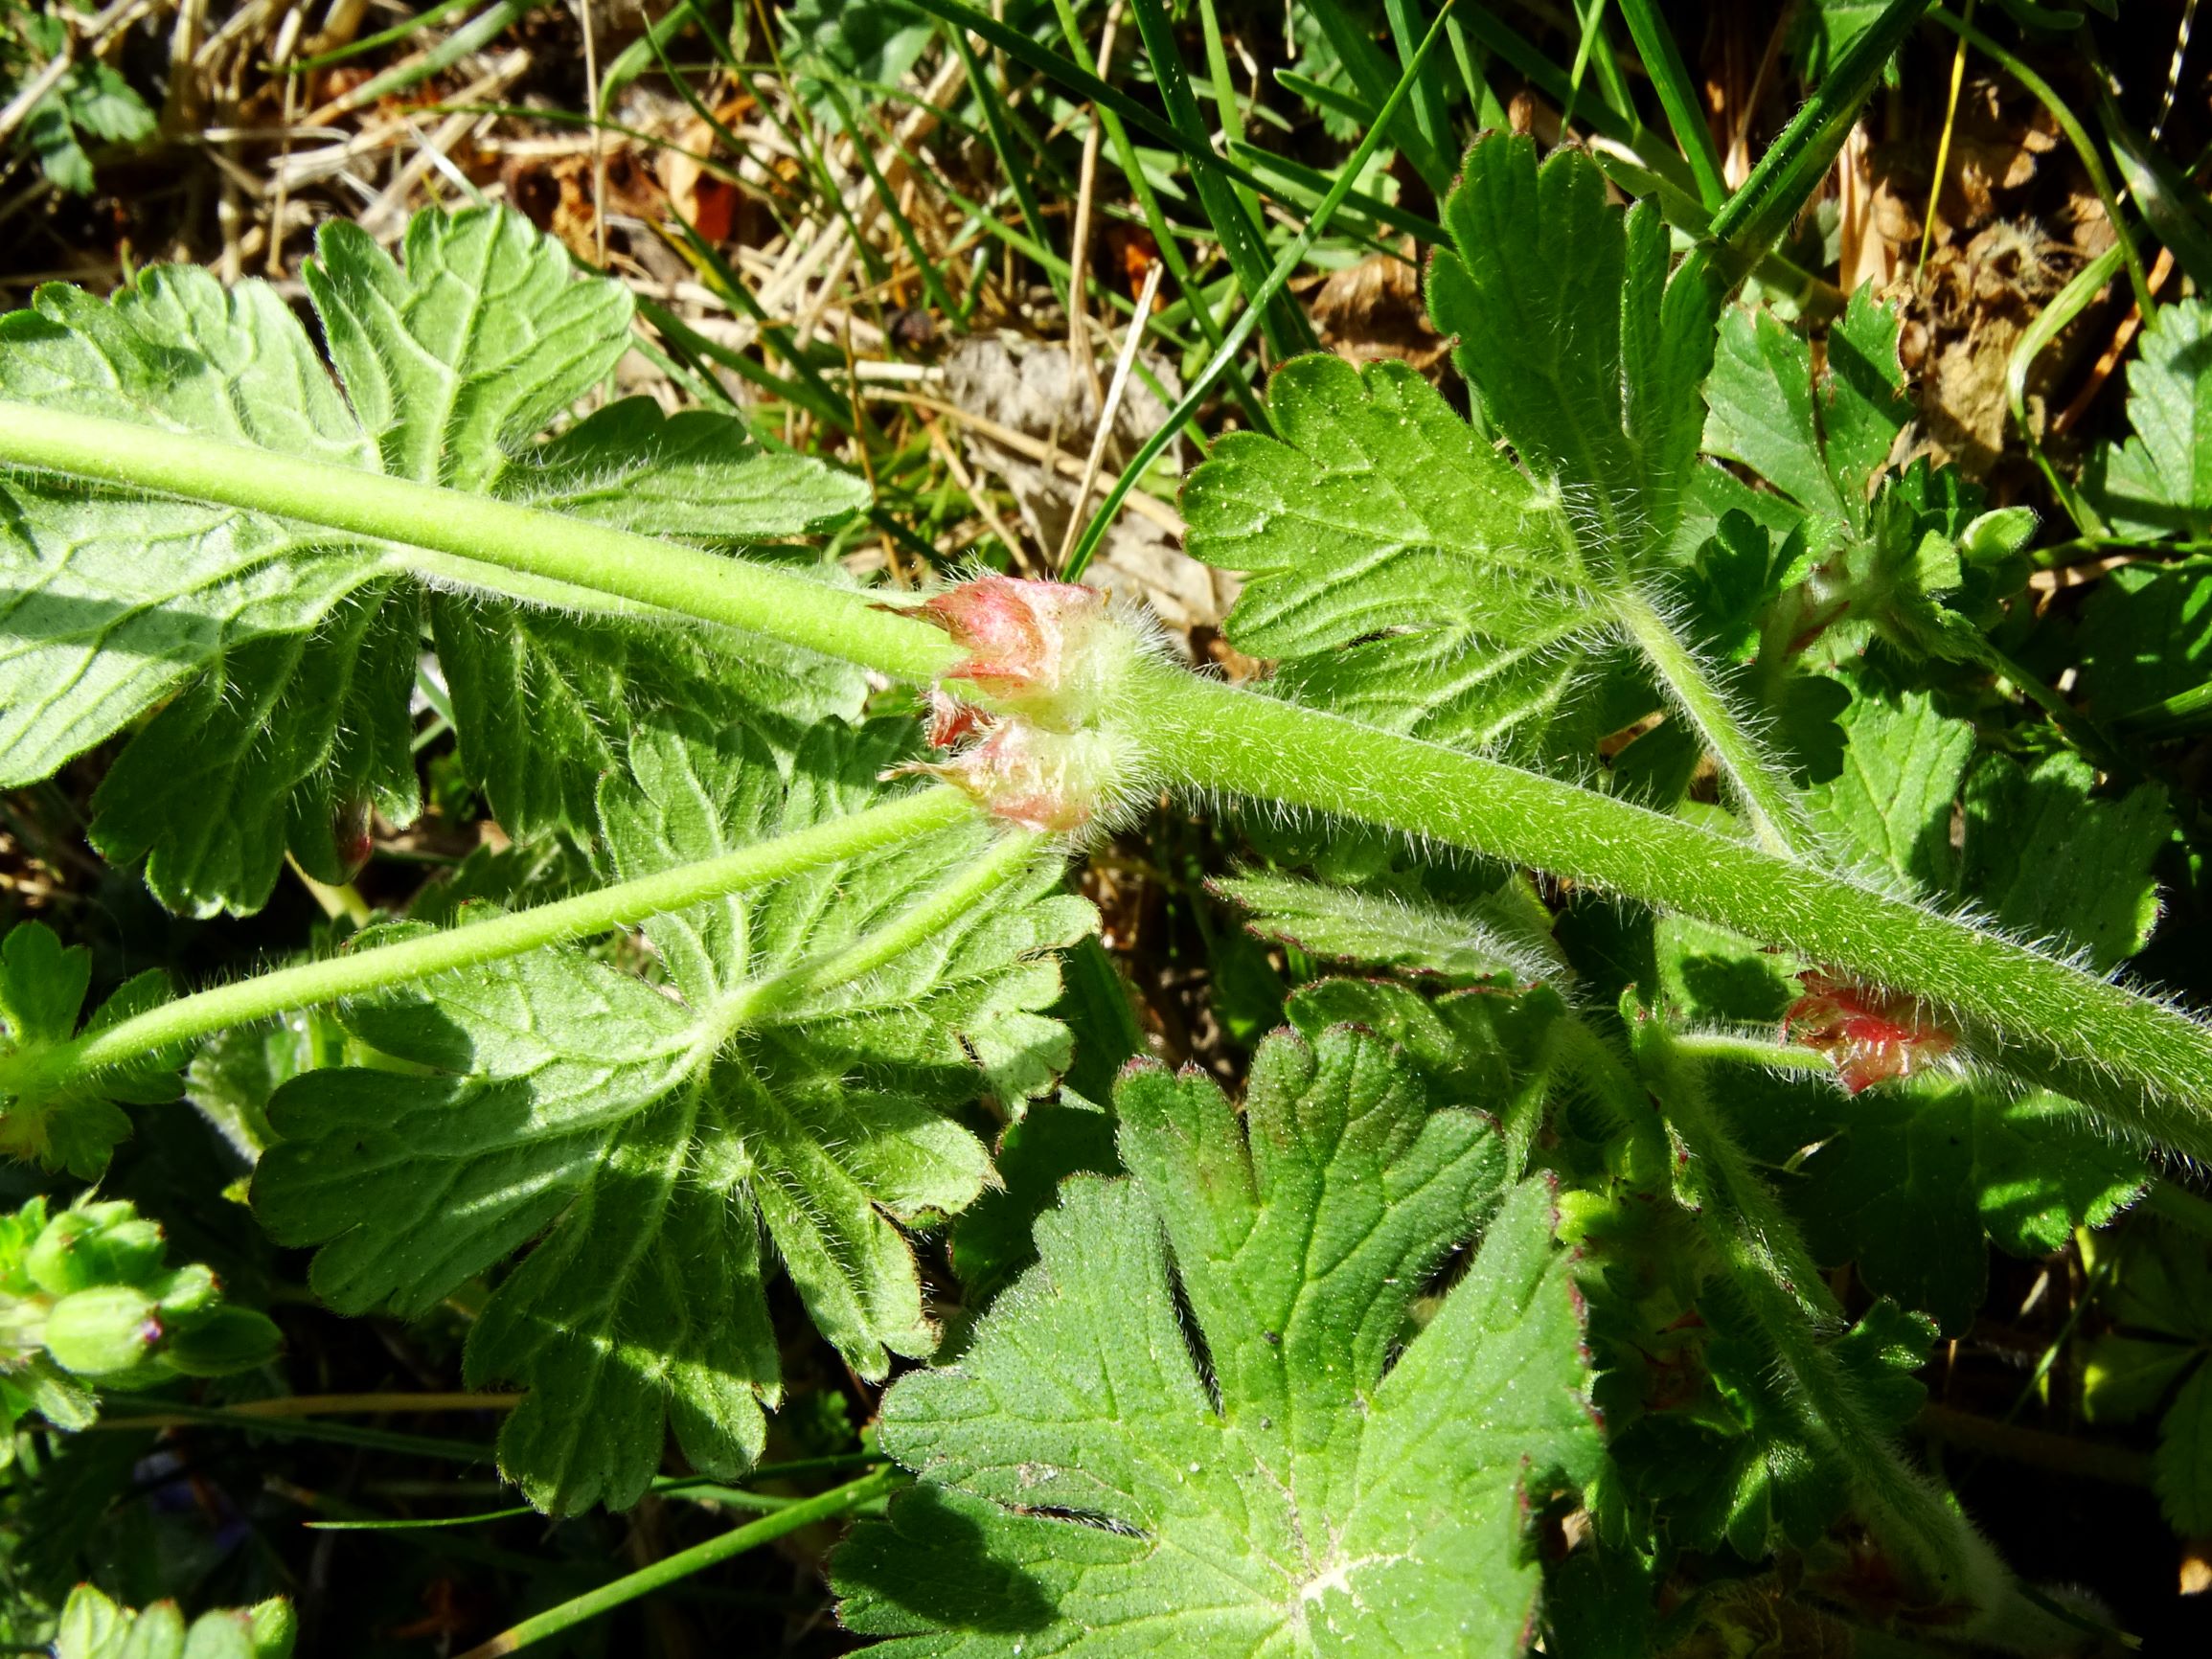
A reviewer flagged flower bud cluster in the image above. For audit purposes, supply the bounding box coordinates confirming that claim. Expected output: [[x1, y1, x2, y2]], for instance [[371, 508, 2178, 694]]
[[2, 1196, 282, 1410], [1783, 970, 1957, 1093], [899, 575, 1148, 834]]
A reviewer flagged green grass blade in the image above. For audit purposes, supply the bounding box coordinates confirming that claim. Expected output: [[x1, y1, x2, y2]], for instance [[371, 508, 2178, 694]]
[[1698, 0, 1933, 288], [449, 1468, 898, 1659], [285, 0, 480, 73], [323, 0, 531, 117], [1125, 0, 1321, 358], [2101, 93, 2212, 293], [941, 20, 1064, 308], [1303, 0, 1454, 191], [1042, 0, 1271, 432], [817, 80, 962, 321], [1062, 0, 1456, 580], [95, 1400, 497, 1465], [1443, 12, 1509, 128], [1226, 138, 1445, 247], [596, 0, 703, 114], [1382, 0, 1462, 175], [1616, 0, 1729, 209]]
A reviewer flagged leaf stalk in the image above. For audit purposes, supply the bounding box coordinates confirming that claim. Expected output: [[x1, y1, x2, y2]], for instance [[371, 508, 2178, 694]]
[[0, 786, 979, 1102]]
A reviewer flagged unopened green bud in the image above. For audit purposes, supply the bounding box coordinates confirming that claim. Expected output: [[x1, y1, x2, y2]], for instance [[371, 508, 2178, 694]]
[[248, 1598, 300, 1659], [1959, 506, 2037, 564], [26, 1201, 165, 1296], [165, 1306, 283, 1376], [145, 1262, 221, 1327], [42, 1284, 162, 1375]]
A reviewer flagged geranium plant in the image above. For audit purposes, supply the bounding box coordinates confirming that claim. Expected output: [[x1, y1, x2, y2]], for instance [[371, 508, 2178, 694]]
[[2, 0, 2206, 1648]]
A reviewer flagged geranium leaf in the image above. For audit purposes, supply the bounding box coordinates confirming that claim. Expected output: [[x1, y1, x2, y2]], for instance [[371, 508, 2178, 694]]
[[1961, 748, 2173, 971], [1701, 287, 1908, 539], [2157, 1364, 2212, 1537], [1777, 1077, 2142, 1333], [0, 922, 179, 1177], [2076, 564, 2212, 717], [1180, 352, 1614, 758], [1619, 1288, 1933, 1557], [2085, 297, 2212, 541], [1429, 132, 1717, 553], [1213, 866, 1562, 984], [1181, 135, 1779, 784], [834, 1023, 1601, 1654], [0, 207, 869, 913], [1807, 689, 1975, 894], [251, 719, 1091, 1512]]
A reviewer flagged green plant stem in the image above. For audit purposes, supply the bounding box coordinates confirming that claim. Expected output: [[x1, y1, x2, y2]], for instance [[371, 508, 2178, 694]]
[[1914, 1403, 2153, 1489], [0, 788, 978, 1102], [452, 1467, 899, 1659], [1669, 1033, 1835, 1076], [11, 409, 2212, 1156], [1127, 662, 2212, 1156], [1636, 1022, 2016, 1621], [0, 402, 961, 684], [727, 829, 1049, 1025], [2007, 240, 2129, 535], [1615, 590, 1813, 858]]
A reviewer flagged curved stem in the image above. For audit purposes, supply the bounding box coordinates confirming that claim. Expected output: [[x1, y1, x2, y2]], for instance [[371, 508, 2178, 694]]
[[1129, 662, 2212, 1157], [1669, 1031, 1836, 1077], [1635, 1021, 2014, 1621], [453, 1467, 899, 1659], [2005, 241, 2128, 536], [0, 401, 962, 685], [0, 787, 979, 1102], [1615, 589, 1813, 859]]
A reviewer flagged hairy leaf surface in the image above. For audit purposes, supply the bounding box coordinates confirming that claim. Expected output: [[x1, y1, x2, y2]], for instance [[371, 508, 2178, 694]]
[[1213, 867, 1562, 984], [1181, 135, 1728, 763], [253, 721, 1090, 1511], [1701, 287, 1908, 541], [2086, 298, 2212, 541], [0, 207, 870, 913], [834, 1023, 1600, 1655]]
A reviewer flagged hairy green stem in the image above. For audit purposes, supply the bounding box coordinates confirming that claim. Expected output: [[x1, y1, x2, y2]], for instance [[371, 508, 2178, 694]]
[[452, 1467, 898, 1659], [1636, 1022, 2012, 1621], [1669, 1032, 1836, 1077], [0, 787, 978, 1102], [0, 401, 963, 685], [9, 407, 2212, 1157], [1615, 590, 1813, 859], [1129, 663, 2212, 1156]]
